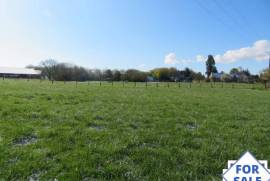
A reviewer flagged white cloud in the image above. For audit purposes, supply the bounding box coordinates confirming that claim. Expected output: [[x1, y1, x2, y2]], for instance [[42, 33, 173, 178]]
[[196, 40, 270, 64], [164, 52, 193, 65], [136, 64, 149, 71], [196, 55, 207, 62], [138, 64, 146, 68], [164, 53, 178, 65]]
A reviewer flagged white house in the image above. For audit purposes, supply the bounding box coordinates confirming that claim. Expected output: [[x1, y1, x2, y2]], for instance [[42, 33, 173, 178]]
[[211, 72, 224, 79]]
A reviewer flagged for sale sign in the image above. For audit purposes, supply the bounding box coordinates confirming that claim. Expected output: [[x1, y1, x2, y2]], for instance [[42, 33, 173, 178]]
[[223, 151, 270, 181]]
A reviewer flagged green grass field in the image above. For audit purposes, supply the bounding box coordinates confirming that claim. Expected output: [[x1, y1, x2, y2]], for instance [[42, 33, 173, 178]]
[[0, 79, 269, 180]]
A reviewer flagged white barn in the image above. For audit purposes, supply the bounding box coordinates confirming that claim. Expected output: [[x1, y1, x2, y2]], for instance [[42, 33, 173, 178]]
[[0, 67, 41, 78]]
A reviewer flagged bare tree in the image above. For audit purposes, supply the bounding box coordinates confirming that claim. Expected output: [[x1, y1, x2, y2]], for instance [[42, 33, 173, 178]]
[[40, 59, 58, 80]]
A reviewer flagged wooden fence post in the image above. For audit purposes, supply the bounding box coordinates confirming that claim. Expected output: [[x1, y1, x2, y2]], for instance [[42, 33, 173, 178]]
[[99, 73, 102, 87]]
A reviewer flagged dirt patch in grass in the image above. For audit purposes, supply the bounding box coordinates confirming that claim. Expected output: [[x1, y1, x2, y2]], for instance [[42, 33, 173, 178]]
[[185, 122, 198, 130], [88, 122, 105, 131], [28, 170, 47, 181], [8, 157, 19, 164], [13, 135, 38, 146], [129, 123, 139, 129], [94, 115, 104, 121]]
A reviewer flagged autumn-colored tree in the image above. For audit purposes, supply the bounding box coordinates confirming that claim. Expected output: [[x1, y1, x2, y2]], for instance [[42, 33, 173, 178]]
[[260, 68, 270, 81]]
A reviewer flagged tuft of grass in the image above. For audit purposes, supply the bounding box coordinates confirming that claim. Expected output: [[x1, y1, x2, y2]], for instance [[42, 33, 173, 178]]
[[0, 79, 269, 180]]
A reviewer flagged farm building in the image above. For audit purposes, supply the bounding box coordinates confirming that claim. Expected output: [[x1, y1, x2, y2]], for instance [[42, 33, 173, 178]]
[[0, 67, 41, 78]]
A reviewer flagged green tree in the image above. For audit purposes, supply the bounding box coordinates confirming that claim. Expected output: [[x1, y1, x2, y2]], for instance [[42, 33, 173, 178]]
[[151, 68, 170, 81], [103, 69, 113, 81], [112, 70, 121, 81], [230, 68, 239, 75], [205, 55, 216, 79], [168, 67, 177, 81], [126, 69, 147, 82]]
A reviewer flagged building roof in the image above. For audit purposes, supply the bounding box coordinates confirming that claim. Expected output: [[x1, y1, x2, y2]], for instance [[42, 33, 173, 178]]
[[0, 67, 41, 75]]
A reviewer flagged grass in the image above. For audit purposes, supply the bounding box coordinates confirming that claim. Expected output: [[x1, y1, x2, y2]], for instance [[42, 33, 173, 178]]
[[0, 79, 269, 180]]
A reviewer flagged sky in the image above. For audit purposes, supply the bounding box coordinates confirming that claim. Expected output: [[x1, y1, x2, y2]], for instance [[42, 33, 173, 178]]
[[0, 0, 270, 74]]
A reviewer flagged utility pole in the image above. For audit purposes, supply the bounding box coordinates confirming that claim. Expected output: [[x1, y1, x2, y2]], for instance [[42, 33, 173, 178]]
[[267, 51, 270, 70], [268, 53, 270, 70]]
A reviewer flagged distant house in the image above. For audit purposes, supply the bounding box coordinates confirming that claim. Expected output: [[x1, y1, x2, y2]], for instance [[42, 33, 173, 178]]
[[0, 67, 41, 78], [230, 73, 249, 82], [146, 76, 154, 82], [211, 72, 224, 79]]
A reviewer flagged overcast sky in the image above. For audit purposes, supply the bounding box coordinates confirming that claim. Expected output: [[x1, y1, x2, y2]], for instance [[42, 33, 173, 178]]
[[0, 0, 269, 74]]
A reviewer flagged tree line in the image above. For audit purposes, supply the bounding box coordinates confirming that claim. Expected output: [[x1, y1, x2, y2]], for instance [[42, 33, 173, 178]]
[[31, 59, 205, 82], [28, 56, 269, 83]]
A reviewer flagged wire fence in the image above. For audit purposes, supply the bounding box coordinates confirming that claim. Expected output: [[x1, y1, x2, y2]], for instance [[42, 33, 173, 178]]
[[1, 78, 269, 90]]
